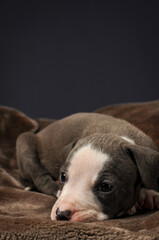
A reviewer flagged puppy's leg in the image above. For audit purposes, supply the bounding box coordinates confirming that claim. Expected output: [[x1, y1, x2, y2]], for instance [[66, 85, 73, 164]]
[[127, 188, 159, 215], [16, 132, 59, 196], [137, 188, 159, 210]]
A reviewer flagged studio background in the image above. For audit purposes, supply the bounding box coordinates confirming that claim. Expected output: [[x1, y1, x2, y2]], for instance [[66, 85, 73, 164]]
[[0, 0, 159, 119]]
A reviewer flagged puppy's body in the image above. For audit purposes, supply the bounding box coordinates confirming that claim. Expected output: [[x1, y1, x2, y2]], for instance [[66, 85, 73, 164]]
[[16, 113, 159, 222], [36, 113, 157, 176]]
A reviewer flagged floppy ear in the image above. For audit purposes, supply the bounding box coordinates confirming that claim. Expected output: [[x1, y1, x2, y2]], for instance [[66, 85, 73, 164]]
[[126, 145, 159, 191]]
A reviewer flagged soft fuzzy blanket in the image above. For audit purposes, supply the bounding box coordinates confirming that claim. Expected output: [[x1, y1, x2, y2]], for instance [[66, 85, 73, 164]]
[[0, 101, 159, 240]]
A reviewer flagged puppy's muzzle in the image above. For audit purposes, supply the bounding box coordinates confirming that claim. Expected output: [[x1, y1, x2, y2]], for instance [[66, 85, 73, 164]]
[[51, 196, 108, 222]]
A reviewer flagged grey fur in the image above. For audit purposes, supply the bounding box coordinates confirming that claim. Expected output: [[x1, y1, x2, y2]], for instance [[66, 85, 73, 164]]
[[16, 113, 159, 218]]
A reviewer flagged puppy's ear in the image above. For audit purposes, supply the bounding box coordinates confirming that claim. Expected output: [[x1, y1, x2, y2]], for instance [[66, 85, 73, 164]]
[[126, 145, 159, 191]]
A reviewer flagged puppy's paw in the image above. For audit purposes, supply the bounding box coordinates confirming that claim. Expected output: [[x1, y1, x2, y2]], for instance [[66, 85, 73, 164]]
[[126, 188, 159, 216], [24, 186, 32, 191], [126, 202, 140, 215], [138, 188, 159, 210]]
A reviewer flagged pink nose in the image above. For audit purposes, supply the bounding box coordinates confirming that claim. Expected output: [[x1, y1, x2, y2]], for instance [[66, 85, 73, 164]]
[[56, 207, 72, 221]]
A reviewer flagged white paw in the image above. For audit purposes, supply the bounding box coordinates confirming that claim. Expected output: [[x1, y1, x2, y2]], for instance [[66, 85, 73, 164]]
[[24, 186, 32, 191]]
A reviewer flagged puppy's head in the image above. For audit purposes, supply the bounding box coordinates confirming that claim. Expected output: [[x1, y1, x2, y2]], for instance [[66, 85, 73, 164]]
[[51, 133, 159, 222]]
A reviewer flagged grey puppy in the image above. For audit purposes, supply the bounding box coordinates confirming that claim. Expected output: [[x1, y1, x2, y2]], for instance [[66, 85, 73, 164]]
[[16, 113, 159, 222]]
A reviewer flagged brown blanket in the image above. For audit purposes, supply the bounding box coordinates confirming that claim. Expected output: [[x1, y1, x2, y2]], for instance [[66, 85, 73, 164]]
[[0, 102, 159, 239]]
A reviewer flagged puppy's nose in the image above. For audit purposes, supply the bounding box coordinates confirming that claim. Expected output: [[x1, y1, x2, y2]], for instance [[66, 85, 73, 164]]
[[56, 207, 72, 221]]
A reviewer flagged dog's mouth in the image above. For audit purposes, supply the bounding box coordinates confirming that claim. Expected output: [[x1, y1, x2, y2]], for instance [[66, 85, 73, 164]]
[[70, 210, 108, 222]]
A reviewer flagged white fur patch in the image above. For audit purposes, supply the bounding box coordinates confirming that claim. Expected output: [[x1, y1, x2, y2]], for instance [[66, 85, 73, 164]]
[[121, 136, 135, 144], [56, 190, 61, 198], [51, 143, 110, 221], [67, 143, 110, 188]]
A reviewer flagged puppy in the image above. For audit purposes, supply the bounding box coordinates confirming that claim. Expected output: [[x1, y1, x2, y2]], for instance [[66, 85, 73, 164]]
[[16, 113, 159, 222]]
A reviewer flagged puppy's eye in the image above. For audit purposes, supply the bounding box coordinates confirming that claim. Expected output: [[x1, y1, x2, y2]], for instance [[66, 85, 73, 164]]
[[99, 182, 114, 192], [60, 172, 66, 183]]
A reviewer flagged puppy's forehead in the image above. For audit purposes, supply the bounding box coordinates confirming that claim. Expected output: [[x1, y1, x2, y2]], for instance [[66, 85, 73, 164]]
[[68, 143, 110, 184]]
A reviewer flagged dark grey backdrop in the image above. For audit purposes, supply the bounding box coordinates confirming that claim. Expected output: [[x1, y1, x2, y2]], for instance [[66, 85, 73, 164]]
[[0, 0, 159, 119]]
